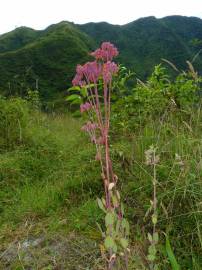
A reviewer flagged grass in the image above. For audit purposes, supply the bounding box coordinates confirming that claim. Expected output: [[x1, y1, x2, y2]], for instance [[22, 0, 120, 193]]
[[0, 113, 100, 228], [112, 110, 202, 269], [0, 106, 202, 269]]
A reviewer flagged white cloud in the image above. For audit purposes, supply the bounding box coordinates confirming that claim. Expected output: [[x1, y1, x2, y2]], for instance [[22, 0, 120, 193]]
[[0, 0, 201, 34]]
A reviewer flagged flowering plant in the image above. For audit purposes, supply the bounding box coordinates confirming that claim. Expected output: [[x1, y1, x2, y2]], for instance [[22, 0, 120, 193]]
[[68, 42, 130, 269]]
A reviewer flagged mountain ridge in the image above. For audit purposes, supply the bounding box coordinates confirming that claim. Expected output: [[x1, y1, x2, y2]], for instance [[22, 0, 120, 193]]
[[0, 15, 201, 100]]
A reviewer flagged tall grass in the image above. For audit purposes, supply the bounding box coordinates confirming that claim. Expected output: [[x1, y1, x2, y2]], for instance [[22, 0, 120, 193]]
[[0, 62, 202, 269], [111, 109, 202, 269]]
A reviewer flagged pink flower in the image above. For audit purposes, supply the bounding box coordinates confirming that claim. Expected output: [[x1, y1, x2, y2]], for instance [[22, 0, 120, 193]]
[[80, 102, 92, 113], [101, 42, 119, 60], [103, 61, 119, 83], [81, 121, 97, 132], [76, 64, 84, 75], [72, 74, 82, 86], [90, 48, 103, 60], [72, 61, 102, 86], [72, 42, 118, 87], [91, 42, 119, 61], [83, 61, 102, 83], [72, 65, 84, 86]]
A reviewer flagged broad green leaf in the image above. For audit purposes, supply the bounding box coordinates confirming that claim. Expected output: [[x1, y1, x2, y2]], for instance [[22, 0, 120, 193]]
[[70, 98, 82, 105], [153, 232, 159, 243], [105, 212, 114, 226], [66, 94, 81, 101], [120, 238, 129, 249], [68, 86, 81, 91], [112, 194, 118, 207], [152, 214, 158, 225], [165, 234, 180, 270], [148, 245, 157, 256], [104, 236, 117, 253], [121, 218, 130, 236], [80, 87, 88, 97], [97, 198, 106, 213], [147, 254, 155, 261], [104, 236, 114, 249], [148, 233, 153, 243]]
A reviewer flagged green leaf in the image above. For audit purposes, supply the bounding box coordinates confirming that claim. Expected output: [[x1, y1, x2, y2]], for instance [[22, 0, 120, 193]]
[[152, 214, 158, 225], [68, 86, 81, 91], [80, 87, 88, 97], [120, 238, 129, 249], [148, 233, 153, 243], [147, 254, 156, 261], [97, 198, 106, 213], [104, 236, 114, 249], [153, 232, 159, 243], [96, 222, 105, 237], [66, 94, 81, 102], [121, 219, 130, 236], [148, 245, 157, 256], [112, 194, 118, 207], [121, 203, 124, 215], [101, 198, 106, 206], [165, 234, 180, 270], [105, 212, 114, 226], [115, 219, 121, 235], [85, 83, 96, 89], [104, 236, 117, 253], [70, 98, 82, 105]]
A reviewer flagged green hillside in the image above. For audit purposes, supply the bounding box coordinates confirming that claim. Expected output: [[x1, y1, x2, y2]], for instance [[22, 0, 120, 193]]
[[0, 26, 40, 53], [79, 16, 202, 77], [0, 16, 201, 100], [0, 22, 93, 99]]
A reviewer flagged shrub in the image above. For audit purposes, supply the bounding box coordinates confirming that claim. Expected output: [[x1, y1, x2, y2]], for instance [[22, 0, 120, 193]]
[[112, 64, 202, 133], [0, 96, 29, 150]]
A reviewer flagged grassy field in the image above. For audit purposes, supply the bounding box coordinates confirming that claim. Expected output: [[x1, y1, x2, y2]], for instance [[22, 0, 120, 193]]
[[0, 102, 201, 269]]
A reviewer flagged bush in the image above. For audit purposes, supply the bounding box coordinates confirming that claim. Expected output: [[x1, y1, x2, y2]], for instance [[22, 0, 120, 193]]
[[112, 64, 202, 133], [0, 96, 29, 151]]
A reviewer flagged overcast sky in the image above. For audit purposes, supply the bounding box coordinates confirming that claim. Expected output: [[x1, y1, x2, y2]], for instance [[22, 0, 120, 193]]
[[0, 0, 201, 34]]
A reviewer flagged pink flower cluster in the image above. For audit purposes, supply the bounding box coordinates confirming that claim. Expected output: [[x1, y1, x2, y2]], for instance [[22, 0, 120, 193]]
[[72, 42, 119, 148], [80, 102, 92, 113], [72, 65, 86, 87], [81, 121, 97, 132], [81, 121, 105, 145], [91, 42, 119, 61], [72, 42, 119, 87], [72, 61, 102, 86], [103, 61, 119, 83]]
